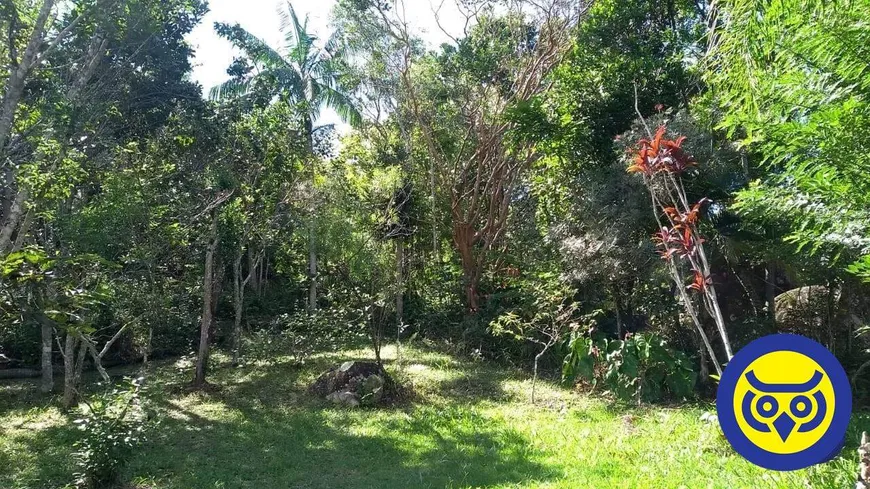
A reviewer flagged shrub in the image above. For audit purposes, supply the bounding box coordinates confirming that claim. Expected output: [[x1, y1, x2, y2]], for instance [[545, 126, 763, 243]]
[[563, 332, 696, 403], [245, 310, 366, 365], [72, 377, 154, 489]]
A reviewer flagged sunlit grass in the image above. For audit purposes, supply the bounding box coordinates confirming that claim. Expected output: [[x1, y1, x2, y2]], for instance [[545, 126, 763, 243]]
[[0, 341, 867, 488]]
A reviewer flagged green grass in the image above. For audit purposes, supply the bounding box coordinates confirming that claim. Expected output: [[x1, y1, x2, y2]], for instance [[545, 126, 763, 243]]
[[1, 342, 868, 489]]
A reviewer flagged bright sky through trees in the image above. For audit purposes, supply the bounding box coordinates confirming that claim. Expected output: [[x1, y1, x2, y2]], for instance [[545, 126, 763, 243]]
[[187, 0, 468, 132]]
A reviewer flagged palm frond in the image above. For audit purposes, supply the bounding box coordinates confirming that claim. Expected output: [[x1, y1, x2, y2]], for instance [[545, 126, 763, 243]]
[[270, 66, 306, 101], [279, 2, 316, 68], [320, 84, 362, 127], [214, 22, 290, 70], [208, 79, 252, 102], [323, 29, 343, 58]]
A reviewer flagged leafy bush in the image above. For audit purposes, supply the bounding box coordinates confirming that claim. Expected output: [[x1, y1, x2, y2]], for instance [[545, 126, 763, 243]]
[[72, 378, 154, 489], [245, 310, 366, 365], [563, 332, 696, 403]]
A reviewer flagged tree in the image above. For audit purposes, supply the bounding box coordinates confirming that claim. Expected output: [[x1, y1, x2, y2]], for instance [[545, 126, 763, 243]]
[[212, 2, 362, 313], [707, 0, 870, 282], [219, 102, 304, 366], [402, 4, 577, 312], [0, 0, 206, 397]]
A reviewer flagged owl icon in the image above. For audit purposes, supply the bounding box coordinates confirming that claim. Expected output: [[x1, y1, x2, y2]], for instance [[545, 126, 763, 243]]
[[717, 334, 851, 471], [740, 369, 827, 442]]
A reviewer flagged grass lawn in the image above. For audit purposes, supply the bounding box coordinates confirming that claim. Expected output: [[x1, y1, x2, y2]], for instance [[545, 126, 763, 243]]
[[1, 342, 867, 489]]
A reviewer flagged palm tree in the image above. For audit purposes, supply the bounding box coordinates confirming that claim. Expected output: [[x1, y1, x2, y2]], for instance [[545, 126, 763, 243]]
[[211, 2, 361, 312]]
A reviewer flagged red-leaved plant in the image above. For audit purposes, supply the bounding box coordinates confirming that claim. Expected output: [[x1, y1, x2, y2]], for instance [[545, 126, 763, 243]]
[[628, 126, 733, 375]]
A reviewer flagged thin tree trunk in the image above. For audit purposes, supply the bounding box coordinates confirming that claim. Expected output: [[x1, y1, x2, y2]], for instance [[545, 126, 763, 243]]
[[532, 352, 542, 404], [612, 287, 624, 338], [699, 335, 709, 382], [0, 0, 56, 154], [531, 342, 552, 405], [2, 19, 102, 256], [85, 340, 109, 382], [0, 187, 28, 255], [304, 115, 318, 313], [396, 239, 404, 325], [858, 432, 869, 489], [308, 226, 317, 312], [194, 213, 219, 387], [247, 248, 258, 294], [11, 209, 32, 252], [766, 260, 776, 326], [73, 338, 87, 385], [667, 262, 723, 376], [40, 319, 53, 393], [259, 256, 267, 296], [142, 327, 152, 370], [430, 159, 439, 262], [61, 333, 81, 409], [232, 250, 244, 366]]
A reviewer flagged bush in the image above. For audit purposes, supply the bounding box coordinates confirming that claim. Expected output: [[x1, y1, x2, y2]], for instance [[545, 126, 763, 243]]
[[72, 378, 154, 489], [245, 310, 366, 365], [563, 332, 696, 403]]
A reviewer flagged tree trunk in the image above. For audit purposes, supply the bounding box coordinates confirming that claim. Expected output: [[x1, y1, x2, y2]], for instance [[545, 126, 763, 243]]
[[699, 336, 709, 383], [0, 0, 55, 246], [11, 208, 32, 252], [430, 159, 439, 262], [0, 187, 29, 255], [308, 226, 317, 312], [61, 333, 86, 410], [858, 432, 869, 489], [142, 327, 152, 370], [232, 250, 244, 366], [40, 319, 53, 393], [0, 0, 56, 154], [247, 248, 259, 294], [612, 287, 625, 338], [258, 256, 267, 296], [194, 213, 219, 387], [766, 260, 776, 327], [532, 350, 542, 404], [1, 11, 101, 256], [396, 239, 404, 326], [304, 115, 318, 314], [73, 338, 87, 386], [454, 222, 481, 312]]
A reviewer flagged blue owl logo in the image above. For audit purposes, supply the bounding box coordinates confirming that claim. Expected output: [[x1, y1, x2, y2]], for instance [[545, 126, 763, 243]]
[[717, 334, 852, 471]]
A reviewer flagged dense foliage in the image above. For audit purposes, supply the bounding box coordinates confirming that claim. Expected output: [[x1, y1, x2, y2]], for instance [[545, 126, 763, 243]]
[[1, 0, 869, 469]]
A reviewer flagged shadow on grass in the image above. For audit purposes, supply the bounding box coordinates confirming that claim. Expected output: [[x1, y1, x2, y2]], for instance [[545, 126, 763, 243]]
[[0, 418, 79, 488], [129, 359, 556, 489]]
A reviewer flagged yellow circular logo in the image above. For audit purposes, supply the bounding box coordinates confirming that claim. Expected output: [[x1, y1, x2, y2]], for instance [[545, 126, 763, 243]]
[[732, 350, 835, 454]]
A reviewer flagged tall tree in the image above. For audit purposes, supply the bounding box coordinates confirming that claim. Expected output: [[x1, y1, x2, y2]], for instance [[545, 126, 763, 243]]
[[707, 0, 870, 281], [211, 2, 361, 313]]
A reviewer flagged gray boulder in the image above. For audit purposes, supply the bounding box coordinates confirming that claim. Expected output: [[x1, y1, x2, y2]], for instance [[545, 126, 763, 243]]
[[309, 361, 392, 407]]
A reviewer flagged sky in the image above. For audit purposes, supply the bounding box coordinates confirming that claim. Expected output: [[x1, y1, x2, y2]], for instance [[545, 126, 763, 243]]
[[186, 0, 468, 131]]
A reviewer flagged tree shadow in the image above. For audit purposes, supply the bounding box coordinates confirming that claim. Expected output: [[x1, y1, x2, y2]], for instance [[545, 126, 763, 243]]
[[129, 364, 557, 489], [0, 417, 79, 488]]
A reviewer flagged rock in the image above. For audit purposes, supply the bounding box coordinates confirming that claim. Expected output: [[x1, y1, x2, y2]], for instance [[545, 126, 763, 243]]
[[309, 361, 393, 407], [359, 374, 384, 405], [327, 391, 360, 408]]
